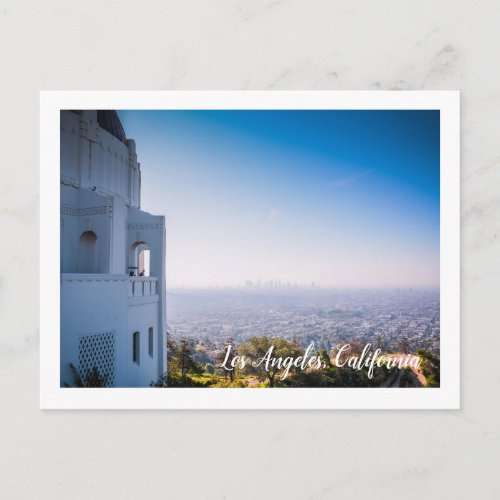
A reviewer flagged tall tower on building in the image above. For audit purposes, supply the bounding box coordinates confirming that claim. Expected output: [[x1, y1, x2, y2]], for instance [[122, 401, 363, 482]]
[[60, 110, 167, 387]]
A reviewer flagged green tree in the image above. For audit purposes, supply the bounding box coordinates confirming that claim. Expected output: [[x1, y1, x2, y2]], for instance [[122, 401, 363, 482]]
[[416, 348, 440, 387], [238, 337, 304, 388], [214, 337, 238, 381], [283, 349, 337, 387], [166, 338, 203, 383]]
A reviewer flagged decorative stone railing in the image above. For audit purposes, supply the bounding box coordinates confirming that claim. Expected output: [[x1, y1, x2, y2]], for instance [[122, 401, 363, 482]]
[[128, 276, 158, 298], [62, 274, 129, 283]]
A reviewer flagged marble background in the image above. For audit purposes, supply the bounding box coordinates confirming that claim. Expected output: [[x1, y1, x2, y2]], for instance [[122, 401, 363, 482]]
[[1, 0, 499, 498]]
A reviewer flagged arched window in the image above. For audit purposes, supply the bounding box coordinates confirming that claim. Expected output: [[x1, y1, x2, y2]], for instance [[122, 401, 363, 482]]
[[129, 241, 150, 277], [132, 332, 140, 365], [138, 245, 150, 277], [79, 231, 97, 273]]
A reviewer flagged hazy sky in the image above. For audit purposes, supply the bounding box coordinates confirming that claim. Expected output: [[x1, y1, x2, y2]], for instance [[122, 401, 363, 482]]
[[119, 110, 440, 288]]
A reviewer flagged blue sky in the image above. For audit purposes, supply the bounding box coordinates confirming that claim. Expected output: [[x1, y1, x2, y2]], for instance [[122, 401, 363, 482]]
[[119, 110, 440, 288]]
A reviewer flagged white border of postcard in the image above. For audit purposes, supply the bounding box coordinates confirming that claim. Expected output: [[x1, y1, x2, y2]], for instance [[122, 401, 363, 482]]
[[40, 91, 460, 409]]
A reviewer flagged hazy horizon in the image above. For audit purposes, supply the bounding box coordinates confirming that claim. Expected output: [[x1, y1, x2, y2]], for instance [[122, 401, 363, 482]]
[[119, 110, 440, 288], [167, 285, 440, 291]]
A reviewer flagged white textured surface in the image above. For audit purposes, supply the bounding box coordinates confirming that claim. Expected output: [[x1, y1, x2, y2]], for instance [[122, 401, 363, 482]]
[[1, 1, 499, 498]]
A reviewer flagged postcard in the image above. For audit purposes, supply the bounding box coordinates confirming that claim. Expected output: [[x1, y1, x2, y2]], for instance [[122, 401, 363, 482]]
[[40, 91, 460, 409]]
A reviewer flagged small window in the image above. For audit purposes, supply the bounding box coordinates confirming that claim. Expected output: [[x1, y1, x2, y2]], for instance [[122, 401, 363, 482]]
[[132, 332, 140, 365], [148, 327, 154, 358]]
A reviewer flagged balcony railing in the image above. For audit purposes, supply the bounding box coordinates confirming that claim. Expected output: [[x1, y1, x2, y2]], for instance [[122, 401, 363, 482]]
[[128, 276, 158, 298], [62, 273, 129, 283]]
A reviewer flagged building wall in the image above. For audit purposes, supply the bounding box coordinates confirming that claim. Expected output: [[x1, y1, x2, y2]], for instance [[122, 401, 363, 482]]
[[60, 110, 167, 387], [60, 275, 164, 387], [60, 110, 140, 207], [110, 196, 127, 274], [60, 275, 129, 387], [60, 185, 112, 274], [127, 299, 160, 387], [126, 207, 167, 378]]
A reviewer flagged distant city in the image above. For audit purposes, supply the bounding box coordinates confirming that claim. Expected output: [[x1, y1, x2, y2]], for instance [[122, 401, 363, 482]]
[[166, 288, 440, 361], [244, 280, 319, 289]]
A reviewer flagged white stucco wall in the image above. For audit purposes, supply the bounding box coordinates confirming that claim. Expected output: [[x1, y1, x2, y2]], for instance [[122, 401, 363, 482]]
[[127, 298, 160, 387], [60, 186, 111, 274], [60, 275, 129, 387], [60, 275, 163, 387]]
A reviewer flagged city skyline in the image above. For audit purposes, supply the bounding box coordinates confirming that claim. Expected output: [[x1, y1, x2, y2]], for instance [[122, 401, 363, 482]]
[[119, 110, 440, 288]]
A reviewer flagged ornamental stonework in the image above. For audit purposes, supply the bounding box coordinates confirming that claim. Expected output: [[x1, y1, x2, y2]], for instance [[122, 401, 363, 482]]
[[126, 222, 163, 231], [61, 204, 111, 216]]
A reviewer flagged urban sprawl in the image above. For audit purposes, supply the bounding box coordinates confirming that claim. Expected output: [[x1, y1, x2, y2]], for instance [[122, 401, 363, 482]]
[[167, 287, 440, 357]]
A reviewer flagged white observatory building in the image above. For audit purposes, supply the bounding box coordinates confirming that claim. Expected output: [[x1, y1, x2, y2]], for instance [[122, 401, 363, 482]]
[[60, 110, 166, 387]]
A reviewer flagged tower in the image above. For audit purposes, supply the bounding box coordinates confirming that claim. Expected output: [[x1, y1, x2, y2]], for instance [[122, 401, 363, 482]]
[[60, 110, 167, 387]]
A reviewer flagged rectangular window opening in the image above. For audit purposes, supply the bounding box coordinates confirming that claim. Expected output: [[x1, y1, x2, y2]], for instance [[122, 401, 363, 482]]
[[133, 331, 140, 365], [148, 327, 154, 358]]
